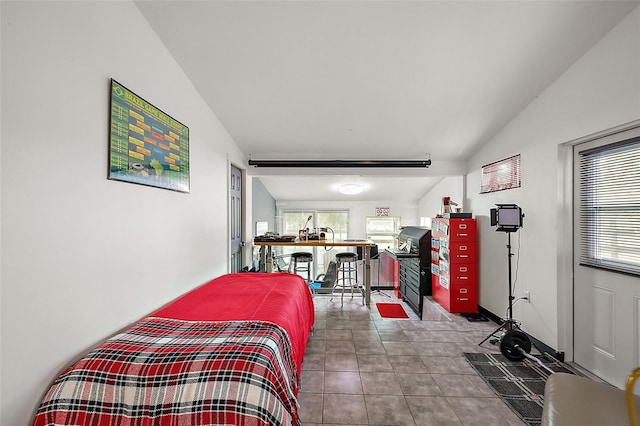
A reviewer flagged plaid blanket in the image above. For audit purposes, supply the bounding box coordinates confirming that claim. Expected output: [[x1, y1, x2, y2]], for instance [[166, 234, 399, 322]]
[[34, 317, 300, 426]]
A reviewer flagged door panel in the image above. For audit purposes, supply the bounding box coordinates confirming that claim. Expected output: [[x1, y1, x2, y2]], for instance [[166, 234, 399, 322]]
[[573, 265, 638, 387], [573, 127, 640, 388], [592, 285, 615, 357], [230, 165, 243, 273]]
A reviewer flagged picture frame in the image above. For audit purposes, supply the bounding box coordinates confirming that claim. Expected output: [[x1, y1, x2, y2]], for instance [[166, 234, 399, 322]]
[[109, 79, 190, 193], [375, 207, 390, 217], [480, 154, 521, 194]]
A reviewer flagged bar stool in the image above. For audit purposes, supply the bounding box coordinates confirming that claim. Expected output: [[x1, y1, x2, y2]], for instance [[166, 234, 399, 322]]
[[332, 252, 361, 305], [289, 251, 313, 284]]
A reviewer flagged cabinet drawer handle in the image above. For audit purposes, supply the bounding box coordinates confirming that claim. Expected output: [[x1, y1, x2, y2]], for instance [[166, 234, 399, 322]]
[[457, 276, 468, 280], [457, 297, 469, 301], [460, 288, 468, 293], [460, 245, 467, 250], [459, 267, 468, 272], [459, 224, 467, 229]]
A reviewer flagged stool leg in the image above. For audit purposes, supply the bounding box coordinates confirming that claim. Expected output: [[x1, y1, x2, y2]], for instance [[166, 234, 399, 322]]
[[339, 260, 346, 306], [330, 263, 337, 302], [349, 262, 354, 299], [353, 262, 358, 299], [340, 261, 345, 306], [353, 261, 357, 298], [333, 258, 358, 307]]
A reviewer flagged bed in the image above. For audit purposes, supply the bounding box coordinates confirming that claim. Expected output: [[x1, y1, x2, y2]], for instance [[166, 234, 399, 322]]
[[33, 272, 315, 426]]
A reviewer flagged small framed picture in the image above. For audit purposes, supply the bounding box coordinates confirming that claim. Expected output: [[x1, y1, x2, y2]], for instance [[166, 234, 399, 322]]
[[480, 154, 521, 194], [375, 207, 390, 217]]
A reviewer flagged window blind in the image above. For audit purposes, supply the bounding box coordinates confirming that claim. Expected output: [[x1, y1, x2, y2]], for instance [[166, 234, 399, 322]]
[[480, 155, 521, 193], [578, 137, 640, 276]]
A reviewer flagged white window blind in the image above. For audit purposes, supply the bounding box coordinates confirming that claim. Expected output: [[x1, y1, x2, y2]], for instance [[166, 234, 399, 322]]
[[480, 155, 521, 193], [578, 137, 640, 275]]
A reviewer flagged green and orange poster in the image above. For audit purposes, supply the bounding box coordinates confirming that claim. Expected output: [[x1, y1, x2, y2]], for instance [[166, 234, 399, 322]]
[[109, 80, 190, 193]]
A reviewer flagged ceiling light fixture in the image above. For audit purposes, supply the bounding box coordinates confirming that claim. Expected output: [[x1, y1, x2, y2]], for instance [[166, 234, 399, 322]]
[[248, 159, 431, 168], [339, 183, 363, 195]]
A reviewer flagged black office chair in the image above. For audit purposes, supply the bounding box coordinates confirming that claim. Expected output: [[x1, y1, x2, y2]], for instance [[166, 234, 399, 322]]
[[310, 260, 337, 296]]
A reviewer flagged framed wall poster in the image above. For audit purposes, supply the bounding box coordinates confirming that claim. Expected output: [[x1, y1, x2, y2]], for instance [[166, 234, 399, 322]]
[[375, 207, 390, 217], [480, 154, 521, 193], [109, 79, 190, 193]]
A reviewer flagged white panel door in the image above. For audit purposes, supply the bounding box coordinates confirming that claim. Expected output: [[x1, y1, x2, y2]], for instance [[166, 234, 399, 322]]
[[230, 165, 243, 273], [573, 127, 640, 388]]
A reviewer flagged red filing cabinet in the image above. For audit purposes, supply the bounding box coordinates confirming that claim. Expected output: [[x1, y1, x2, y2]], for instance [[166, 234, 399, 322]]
[[431, 218, 478, 313]]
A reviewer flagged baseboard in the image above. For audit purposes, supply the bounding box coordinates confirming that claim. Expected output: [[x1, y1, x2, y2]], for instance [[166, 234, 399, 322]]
[[529, 335, 565, 362], [478, 305, 565, 362], [478, 306, 502, 324]]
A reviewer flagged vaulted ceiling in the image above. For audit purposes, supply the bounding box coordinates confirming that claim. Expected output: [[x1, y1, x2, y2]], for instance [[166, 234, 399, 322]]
[[136, 1, 638, 201]]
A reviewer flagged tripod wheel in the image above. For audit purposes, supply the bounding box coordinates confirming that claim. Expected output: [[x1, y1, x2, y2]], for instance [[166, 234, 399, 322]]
[[500, 329, 532, 361]]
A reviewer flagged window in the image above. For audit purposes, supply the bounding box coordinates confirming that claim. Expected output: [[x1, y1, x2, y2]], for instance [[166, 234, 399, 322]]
[[366, 216, 400, 250], [420, 216, 432, 228], [578, 137, 640, 275], [280, 211, 314, 237], [278, 210, 349, 278]]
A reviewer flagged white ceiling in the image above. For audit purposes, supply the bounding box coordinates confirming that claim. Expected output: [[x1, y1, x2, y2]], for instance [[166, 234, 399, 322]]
[[135, 0, 638, 201]]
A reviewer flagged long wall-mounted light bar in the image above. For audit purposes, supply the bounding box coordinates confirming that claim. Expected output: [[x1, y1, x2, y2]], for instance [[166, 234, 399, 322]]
[[248, 159, 431, 168]]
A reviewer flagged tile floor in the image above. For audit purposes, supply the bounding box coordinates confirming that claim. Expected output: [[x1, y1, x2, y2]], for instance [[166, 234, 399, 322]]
[[298, 292, 527, 425]]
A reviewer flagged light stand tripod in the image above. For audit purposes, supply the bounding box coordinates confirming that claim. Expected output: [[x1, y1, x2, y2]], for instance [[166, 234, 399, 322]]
[[369, 253, 392, 298], [480, 231, 558, 372], [479, 230, 527, 349], [477, 204, 558, 368]]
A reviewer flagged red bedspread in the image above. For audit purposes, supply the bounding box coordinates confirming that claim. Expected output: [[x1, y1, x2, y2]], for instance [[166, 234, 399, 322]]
[[150, 272, 314, 371], [33, 273, 315, 426], [35, 318, 300, 426], [150, 272, 314, 373]]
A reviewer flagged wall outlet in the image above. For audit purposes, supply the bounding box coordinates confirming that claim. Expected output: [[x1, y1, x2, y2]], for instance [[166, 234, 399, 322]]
[[524, 291, 531, 303]]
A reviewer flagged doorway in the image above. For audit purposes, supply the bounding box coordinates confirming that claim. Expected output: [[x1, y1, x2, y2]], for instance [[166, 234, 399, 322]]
[[230, 164, 243, 273], [572, 124, 640, 388]]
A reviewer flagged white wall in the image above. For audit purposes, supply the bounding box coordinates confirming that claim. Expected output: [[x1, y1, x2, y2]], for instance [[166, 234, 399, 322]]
[[0, 2, 246, 424], [463, 6, 640, 352], [417, 176, 465, 219]]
